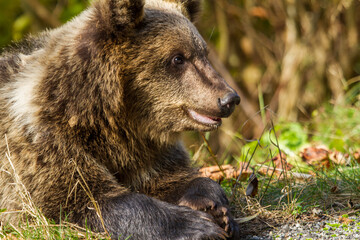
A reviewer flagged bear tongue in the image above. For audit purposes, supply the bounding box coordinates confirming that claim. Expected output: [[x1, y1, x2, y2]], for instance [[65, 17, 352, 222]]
[[188, 109, 221, 125]]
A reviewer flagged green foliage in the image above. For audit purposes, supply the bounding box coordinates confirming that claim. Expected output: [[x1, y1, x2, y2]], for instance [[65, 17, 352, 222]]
[[0, 0, 22, 48], [275, 122, 308, 152], [238, 101, 359, 171], [345, 81, 360, 104], [0, 0, 88, 49], [237, 121, 308, 172], [12, 14, 32, 41], [60, 0, 89, 22], [311, 104, 360, 152], [220, 179, 236, 196], [291, 204, 307, 216], [0, 218, 109, 239]]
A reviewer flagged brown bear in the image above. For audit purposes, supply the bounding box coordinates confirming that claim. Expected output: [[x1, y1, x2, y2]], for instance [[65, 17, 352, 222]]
[[0, 0, 241, 239]]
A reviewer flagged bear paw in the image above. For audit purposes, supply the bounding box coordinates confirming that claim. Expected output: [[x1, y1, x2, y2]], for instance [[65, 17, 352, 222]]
[[177, 206, 229, 240], [178, 195, 240, 239]]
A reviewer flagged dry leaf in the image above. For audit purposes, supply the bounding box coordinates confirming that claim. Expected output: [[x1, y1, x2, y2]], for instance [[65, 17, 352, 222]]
[[301, 147, 331, 169], [354, 150, 360, 163], [339, 216, 354, 224], [271, 152, 292, 170], [245, 173, 258, 197], [330, 185, 339, 193], [329, 151, 346, 165]]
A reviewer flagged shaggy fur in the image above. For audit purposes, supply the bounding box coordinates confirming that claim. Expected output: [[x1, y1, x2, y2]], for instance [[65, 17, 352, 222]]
[[0, 0, 240, 239]]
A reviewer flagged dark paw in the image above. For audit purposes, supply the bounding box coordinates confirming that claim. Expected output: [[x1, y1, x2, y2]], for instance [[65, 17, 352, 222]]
[[179, 196, 240, 239], [179, 207, 229, 240], [207, 205, 239, 239]]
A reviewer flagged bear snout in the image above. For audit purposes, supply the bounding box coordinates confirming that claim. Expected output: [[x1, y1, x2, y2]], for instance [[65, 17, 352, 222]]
[[218, 92, 241, 118]]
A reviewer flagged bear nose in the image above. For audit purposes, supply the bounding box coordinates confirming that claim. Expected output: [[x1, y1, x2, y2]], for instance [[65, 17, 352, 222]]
[[218, 92, 240, 117]]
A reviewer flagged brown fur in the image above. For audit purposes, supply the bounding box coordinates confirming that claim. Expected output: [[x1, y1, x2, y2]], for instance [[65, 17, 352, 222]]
[[0, 0, 240, 239]]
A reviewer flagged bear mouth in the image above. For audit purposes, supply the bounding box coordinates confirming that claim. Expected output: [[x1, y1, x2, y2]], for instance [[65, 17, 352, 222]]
[[188, 109, 222, 127]]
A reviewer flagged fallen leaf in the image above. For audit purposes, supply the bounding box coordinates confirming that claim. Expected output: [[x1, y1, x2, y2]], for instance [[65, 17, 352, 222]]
[[339, 216, 354, 224], [312, 208, 323, 216], [330, 185, 339, 193], [301, 147, 331, 169], [354, 150, 360, 163], [329, 151, 346, 165], [271, 152, 292, 170], [301, 147, 329, 162], [245, 173, 258, 197]]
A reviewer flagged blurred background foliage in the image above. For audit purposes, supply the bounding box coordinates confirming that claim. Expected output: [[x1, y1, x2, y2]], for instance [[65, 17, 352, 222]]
[[0, 0, 359, 164], [0, 0, 88, 46], [195, 0, 360, 163]]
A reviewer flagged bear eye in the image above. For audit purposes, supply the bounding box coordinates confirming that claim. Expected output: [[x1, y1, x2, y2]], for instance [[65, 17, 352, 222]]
[[172, 55, 185, 65]]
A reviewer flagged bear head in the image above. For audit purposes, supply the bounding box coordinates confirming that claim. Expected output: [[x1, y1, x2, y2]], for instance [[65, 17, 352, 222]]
[[52, 0, 240, 143]]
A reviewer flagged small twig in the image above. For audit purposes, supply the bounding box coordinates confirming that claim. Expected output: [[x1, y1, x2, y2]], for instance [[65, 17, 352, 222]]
[[200, 132, 224, 172], [258, 218, 278, 230]]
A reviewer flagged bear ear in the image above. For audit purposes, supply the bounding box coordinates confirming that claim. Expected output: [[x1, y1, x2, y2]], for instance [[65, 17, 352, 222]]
[[98, 0, 145, 33], [168, 0, 202, 22]]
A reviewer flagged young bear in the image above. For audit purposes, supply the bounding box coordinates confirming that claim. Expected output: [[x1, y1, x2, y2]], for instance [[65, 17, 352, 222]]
[[0, 0, 241, 239]]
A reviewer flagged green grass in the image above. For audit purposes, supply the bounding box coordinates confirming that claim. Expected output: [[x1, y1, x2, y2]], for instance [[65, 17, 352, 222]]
[[0, 220, 107, 239]]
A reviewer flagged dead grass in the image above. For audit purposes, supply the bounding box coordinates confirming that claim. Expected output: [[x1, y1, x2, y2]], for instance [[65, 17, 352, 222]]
[[0, 135, 109, 239]]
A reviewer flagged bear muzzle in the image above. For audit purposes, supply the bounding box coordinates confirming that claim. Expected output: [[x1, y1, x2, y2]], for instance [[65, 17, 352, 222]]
[[186, 91, 240, 128]]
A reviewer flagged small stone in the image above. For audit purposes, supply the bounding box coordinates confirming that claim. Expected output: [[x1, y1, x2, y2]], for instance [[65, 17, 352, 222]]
[[312, 208, 322, 216], [283, 224, 289, 231]]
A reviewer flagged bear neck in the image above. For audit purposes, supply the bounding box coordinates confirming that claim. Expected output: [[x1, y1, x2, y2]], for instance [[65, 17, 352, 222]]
[[64, 109, 183, 175]]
